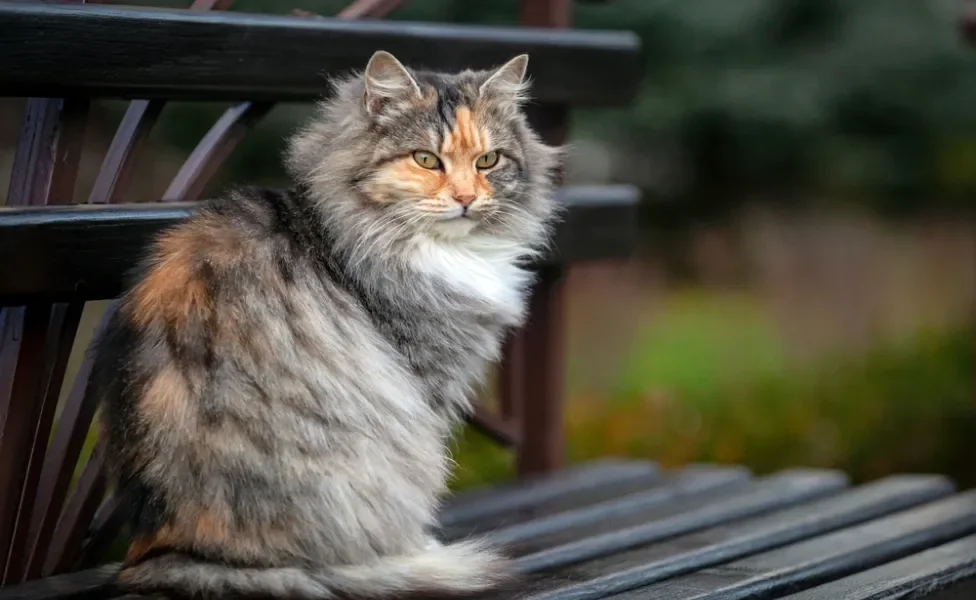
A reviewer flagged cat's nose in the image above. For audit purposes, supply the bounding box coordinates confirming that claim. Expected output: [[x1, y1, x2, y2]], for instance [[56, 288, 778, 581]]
[[453, 194, 476, 207]]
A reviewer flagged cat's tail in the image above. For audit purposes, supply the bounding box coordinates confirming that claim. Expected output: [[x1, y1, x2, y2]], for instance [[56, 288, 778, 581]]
[[114, 539, 515, 599]]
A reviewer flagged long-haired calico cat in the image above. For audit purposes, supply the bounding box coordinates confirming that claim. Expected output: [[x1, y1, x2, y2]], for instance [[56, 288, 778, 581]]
[[88, 50, 559, 599]]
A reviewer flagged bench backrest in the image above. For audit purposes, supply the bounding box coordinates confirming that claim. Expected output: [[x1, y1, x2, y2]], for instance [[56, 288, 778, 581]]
[[0, 0, 641, 584]]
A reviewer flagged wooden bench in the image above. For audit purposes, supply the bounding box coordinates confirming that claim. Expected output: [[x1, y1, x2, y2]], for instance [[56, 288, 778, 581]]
[[0, 1, 974, 599]]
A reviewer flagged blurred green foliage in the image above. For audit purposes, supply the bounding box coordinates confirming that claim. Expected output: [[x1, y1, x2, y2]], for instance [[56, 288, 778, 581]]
[[451, 320, 975, 491]]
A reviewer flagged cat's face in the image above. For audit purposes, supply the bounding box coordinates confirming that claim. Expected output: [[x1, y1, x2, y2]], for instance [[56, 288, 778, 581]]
[[352, 52, 536, 239]]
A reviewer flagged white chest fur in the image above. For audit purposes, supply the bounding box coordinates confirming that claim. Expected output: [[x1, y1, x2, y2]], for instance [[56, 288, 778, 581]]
[[409, 234, 532, 326]]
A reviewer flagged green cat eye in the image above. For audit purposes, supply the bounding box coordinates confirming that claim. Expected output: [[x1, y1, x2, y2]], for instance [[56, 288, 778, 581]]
[[413, 151, 441, 170], [476, 151, 500, 169]]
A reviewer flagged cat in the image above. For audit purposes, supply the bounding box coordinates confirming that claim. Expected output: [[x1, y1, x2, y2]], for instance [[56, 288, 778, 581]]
[[88, 49, 560, 599]]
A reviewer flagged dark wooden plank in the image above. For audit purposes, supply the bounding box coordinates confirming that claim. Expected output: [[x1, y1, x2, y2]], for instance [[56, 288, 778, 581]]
[[42, 448, 107, 576], [624, 489, 976, 600], [549, 185, 641, 265], [4, 302, 84, 583], [781, 534, 976, 600], [442, 459, 660, 529], [0, 185, 640, 306], [512, 469, 849, 574], [0, 563, 118, 600], [0, 306, 54, 569], [525, 475, 956, 599], [478, 465, 751, 546], [22, 304, 117, 581], [0, 3, 642, 105], [444, 464, 748, 541]]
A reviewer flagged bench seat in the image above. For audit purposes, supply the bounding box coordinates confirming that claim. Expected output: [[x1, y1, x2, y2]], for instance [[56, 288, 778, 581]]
[[1, 459, 974, 599]]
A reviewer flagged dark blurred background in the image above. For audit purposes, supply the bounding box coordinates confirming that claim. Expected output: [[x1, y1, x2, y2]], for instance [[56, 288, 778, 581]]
[[2, 0, 974, 489]]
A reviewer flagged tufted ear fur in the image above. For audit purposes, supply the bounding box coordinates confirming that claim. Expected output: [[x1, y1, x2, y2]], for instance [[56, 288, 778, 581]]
[[479, 54, 530, 103], [363, 50, 422, 116]]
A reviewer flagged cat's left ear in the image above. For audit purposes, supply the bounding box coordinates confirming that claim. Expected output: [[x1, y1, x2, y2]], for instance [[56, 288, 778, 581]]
[[363, 50, 422, 116], [479, 54, 529, 102]]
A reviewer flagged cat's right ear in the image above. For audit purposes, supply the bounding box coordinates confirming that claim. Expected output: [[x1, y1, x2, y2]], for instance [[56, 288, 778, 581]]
[[363, 51, 422, 116]]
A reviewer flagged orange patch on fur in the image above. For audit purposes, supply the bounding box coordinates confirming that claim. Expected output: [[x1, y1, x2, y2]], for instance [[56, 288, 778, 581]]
[[140, 365, 193, 430], [365, 105, 496, 206], [442, 107, 485, 155], [123, 509, 234, 564], [440, 107, 494, 200], [127, 227, 211, 330], [123, 535, 157, 565]]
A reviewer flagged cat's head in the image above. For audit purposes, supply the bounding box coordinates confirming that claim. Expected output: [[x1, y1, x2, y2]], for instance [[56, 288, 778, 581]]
[[287, 51, 560, 251]]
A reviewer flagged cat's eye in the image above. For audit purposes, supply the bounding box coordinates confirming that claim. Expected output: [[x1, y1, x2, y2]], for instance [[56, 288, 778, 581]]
[[476, 151, 500, 170], [413, 151, 442, 170]]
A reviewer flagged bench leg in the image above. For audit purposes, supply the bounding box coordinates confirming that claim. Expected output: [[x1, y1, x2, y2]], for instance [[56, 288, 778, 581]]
[[516, 266, 567, 476]]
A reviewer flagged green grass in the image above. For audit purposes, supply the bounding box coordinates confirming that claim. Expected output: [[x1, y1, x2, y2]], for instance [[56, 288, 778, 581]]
[[614, 290, 788, 400]]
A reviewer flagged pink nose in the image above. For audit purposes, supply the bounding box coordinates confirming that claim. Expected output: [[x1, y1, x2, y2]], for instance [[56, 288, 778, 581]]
[[454, 194, 476, 207]]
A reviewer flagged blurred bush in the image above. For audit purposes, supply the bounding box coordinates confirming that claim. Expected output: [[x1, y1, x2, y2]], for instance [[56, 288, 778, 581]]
[[451, 325, 974, 490]]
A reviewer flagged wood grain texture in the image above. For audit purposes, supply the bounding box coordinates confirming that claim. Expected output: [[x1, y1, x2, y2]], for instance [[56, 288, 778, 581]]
[[535, 475, 955, 599], [512, 469, 849, 574], [21, 305, 116, 582], [781, 534, 976, 600], [629, 490, 976, 599], [442, 459, 660, 529], [481, 466, 751, 547], [3, 302, 84, 583], [443, 465, 746, 542], [0, 463, 973, 599], [0, 186, 640, 306], [0, 3, 641, 105]]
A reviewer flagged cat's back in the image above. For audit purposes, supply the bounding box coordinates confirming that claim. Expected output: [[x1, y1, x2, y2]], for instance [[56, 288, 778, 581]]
[[92, 185, 432, 453]]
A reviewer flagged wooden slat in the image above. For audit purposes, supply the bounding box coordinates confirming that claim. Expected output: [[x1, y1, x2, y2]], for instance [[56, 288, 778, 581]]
[[3, 303, 84, 583], [0, 97, 87, 410], [0, 3, 642, 105], [782, 534, 976, 600], [0, 306, 55, 570], [0, 465, 971, 600], [22, 304, 116, 581], [480, 465, 750, 547], [513, 469, 848, 574], [524, 475, 956, 599], [444, 465, 747, 541], [0, 186, 640, 306], [42, 449, 107, 576], [608, 489, 976, 600], [442, 459, 659, 529]]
